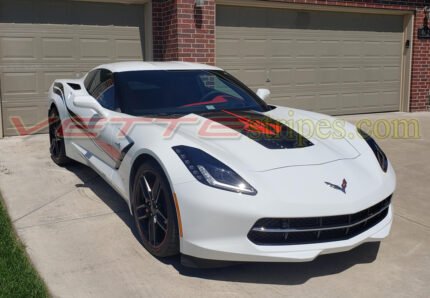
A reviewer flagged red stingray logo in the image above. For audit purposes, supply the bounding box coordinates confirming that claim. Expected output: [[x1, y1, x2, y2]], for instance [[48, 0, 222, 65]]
[[325, 178, 348, 194], [341, 179, 347, 191]]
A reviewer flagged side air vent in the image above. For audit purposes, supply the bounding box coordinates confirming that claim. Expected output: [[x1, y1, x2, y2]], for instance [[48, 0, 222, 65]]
[[67, 83, 81, 90]]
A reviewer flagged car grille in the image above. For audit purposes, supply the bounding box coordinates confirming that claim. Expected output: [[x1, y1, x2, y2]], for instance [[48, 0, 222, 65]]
[[248, 196, 391, 245]]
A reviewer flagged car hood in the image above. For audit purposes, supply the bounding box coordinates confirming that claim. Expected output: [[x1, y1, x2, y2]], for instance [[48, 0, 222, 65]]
[[169, 107, 360, 172]]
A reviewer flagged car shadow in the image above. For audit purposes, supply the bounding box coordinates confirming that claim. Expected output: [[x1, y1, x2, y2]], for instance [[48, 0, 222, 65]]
[[65, 163, 142, 243], [161, 242, 380, 285], [65, 162, 381, 286]]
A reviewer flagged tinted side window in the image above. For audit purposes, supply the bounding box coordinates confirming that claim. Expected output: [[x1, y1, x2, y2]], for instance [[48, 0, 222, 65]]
[[84, 70, 97, 93], [89, 69, 117, 111], [88, 70, 102, 96]]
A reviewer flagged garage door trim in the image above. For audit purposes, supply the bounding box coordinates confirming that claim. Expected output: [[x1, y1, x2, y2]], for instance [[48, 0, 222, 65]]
[[217, 0, 414, 16]]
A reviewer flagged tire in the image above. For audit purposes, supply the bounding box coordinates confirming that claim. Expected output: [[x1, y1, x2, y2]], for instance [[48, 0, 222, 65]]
[[132, 160, 180, 257], [49, 107, 72, 166]]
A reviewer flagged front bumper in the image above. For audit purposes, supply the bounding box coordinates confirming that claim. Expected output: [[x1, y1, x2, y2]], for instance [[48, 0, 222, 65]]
[[185, 209, 391, 262], [180, 200, 391, 262], [172, 157, 395, 262]]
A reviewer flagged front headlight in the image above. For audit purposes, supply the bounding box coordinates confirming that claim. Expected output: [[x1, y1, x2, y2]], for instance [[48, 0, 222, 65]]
[[358, 128, 388, 172], [173, 146, 257, 195]]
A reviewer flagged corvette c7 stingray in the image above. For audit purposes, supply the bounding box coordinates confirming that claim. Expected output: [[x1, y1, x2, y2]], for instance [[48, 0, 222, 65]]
[[48, 61, 395, 266]]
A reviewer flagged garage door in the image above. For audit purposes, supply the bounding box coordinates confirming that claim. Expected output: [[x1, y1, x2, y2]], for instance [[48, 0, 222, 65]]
[[216, 5, 404, 115], [0, 0, 144, 136]]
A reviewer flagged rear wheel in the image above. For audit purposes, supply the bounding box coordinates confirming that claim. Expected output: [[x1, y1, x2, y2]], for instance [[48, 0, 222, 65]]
[[49, 107, 71, 166], [132, 160, 179, 257]]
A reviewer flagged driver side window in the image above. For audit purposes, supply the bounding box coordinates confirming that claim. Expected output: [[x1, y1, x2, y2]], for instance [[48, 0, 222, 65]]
[[85, 69, 118, 111]]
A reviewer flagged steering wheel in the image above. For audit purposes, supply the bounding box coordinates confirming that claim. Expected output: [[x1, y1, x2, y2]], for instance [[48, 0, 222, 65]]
[[200, 90, 228, 102], [179, 91, 245, 109]]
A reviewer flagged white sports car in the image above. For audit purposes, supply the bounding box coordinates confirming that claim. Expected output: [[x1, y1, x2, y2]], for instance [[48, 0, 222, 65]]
[[48, 62, 395, 267]]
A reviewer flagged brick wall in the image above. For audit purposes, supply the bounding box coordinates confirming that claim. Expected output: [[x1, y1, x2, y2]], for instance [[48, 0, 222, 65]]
[[411, 8, 430, 111], [153, 1, 179, 61], [152, 0, 430, 111], [153, 0, 215, 64]]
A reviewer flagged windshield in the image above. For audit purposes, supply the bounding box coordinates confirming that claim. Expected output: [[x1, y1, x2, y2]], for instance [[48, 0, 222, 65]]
[[114, 70, 269, 116]]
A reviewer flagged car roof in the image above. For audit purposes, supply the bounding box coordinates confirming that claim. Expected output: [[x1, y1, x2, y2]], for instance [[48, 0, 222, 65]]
[[95, 61, 223, 73]]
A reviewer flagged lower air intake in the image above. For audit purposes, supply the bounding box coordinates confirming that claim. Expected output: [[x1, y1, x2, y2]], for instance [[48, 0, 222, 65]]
[[248, 196, 391, 245]]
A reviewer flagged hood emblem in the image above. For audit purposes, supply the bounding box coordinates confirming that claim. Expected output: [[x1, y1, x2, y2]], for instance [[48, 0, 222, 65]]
[[325, 179, 347, 194]]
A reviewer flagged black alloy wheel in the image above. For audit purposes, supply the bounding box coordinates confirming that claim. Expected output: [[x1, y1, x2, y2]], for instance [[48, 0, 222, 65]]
[[48, 107, 71, 166], [132, 160, 179, 257]]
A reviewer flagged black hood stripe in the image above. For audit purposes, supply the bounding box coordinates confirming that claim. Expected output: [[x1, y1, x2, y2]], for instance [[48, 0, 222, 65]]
[[200, 110, 313, 149]]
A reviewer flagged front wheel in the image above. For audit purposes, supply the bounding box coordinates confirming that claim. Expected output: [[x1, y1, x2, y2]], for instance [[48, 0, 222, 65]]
[[132, 160, 180, 257]]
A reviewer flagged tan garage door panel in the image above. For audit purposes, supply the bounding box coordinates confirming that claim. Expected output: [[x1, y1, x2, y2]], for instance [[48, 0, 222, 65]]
[[0, 0, 144, 136], [216, 6, 404, 115]]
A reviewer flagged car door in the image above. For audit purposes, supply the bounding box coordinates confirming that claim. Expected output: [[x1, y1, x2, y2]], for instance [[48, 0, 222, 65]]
[[67, 69, 118, 169]]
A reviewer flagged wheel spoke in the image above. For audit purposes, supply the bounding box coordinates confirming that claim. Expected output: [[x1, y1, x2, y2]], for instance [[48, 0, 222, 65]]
[[137, 214, 149, 221], [155, 210, 168, 232], [152, 221, 157, 245], [148, 220, 157, 245], [157, 220, 167, 233], [156, 220, 167, 233], [139, 176, 151, 202], [49, 119, 58, 133], [52, 122, 61, 138], [147, 220, 153, 244], [136, 203, 148, 211], [49, 119, 60, 156], [152, 179, 161, 204], [143, 176, 151, 193], [55, 125, 61, 138], [156, 209, 167, 223]]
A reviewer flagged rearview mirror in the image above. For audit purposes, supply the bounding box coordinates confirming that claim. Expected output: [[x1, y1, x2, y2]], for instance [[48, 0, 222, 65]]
[[73, 95, 107, 118], [256, 88, 271, 101]]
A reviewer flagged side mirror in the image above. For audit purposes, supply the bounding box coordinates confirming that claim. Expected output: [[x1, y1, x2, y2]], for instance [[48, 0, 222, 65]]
[[73, 95, 107, 118], [256, 88, 271, 101]]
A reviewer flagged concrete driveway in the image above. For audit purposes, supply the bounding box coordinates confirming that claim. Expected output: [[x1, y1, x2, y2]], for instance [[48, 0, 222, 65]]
[[0, 112, 429, 297]]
